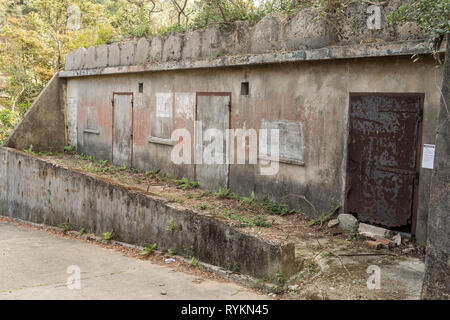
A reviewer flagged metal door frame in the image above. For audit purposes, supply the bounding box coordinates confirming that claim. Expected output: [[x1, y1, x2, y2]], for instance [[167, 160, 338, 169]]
[[344, 92, 424, 236], [194, 92, 232, 188], [112, 92, 134, 167]]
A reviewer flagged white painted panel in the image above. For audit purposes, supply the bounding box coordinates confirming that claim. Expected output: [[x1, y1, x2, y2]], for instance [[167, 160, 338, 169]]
[[151, 93, 173, 140], [156, 92, 173, 118], [86, 106, 98, 130], [67, 97, 78, 147], [175, 93, 195, 120]]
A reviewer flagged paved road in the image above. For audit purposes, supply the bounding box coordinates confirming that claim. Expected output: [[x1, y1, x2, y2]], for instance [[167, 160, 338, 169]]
[[0, 221, 267, 300]]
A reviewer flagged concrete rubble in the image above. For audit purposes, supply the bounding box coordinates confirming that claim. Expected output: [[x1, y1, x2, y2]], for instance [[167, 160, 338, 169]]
[[328, 219, 339, 228], [337, 214, 358, 232], [358, 222, 393, 239]]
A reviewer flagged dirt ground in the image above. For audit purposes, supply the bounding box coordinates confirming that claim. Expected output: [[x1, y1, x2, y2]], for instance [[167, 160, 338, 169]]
[[286, 234, 425, 300], [14, 151, 426, 300]]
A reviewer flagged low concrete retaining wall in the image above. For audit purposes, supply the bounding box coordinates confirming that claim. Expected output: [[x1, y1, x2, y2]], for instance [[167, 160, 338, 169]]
[[0, 147, 299, 280]]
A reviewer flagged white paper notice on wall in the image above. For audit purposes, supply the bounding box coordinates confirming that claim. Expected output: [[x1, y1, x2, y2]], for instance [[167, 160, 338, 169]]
[[422, 144, 436, 169], [156, 93, 173, 118]]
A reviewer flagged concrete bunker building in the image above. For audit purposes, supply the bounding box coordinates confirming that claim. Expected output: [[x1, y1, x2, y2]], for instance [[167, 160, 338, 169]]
[[2, 2, 448, 289]]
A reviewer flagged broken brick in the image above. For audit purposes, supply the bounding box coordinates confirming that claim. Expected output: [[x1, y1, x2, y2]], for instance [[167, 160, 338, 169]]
[[365, 240, 382, 250], [374, 236, 395, 248]]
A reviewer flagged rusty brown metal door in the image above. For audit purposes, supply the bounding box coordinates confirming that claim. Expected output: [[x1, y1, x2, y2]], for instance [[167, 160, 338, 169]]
[[345, 93, 423, 232]]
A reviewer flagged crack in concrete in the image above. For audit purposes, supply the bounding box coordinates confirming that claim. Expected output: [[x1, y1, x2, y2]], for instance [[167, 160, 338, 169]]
[[0, 270, 127, 294]]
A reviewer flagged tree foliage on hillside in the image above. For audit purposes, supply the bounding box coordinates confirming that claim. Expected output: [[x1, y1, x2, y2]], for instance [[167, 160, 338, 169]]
[[0, 0, 114, 113], [0, 0, 307, 118]]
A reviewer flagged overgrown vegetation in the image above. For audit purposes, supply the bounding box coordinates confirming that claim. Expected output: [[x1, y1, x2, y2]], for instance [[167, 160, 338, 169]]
[[226, 212, 271, 228], [167, 247, 177, 256], [275, 270, 286, 286], [145, 168, 160, 178], [140, 243, 158, 256], [309, 204, 341, 226], [102, 230, 113, 241], [174, 177, 199, 189], [61, 221, 73, 233], [190, 257, 199, 270], [23, 145, 35, 155], [0, 107, 19, 144], [261, 197, 296, 216], [214, 188, 297, 218], [388, 0, 449, 61], [215, 187, 240, 200], [241, 191, 256, 206], [64, 145, 76, 154], [167, 218, 178, 231], [183, 245, 195, 258], [194, 202, 208, 210], [304, 257, 319, 273]]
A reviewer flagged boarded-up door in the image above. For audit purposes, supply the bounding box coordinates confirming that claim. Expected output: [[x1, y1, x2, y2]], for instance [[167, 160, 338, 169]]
[[346, 93, 423, 232], [112, 93, 133, 167], [195, 93, 230, 191]]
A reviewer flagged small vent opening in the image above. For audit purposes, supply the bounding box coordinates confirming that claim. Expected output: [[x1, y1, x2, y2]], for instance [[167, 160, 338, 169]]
[[241, 82, 249, 96]]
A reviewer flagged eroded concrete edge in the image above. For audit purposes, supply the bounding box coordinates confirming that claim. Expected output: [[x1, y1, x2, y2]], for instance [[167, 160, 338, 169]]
[[59, 41, 441, 78], [4, 74, 66, 152]]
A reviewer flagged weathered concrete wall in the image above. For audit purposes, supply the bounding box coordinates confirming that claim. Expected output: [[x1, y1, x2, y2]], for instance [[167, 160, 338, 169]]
[[4, 74, 67, 152], [64, 1, 425, 71], [0, 147, 299, 280], [422, 38, 450, 300], [66, 55, 442, 243]]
